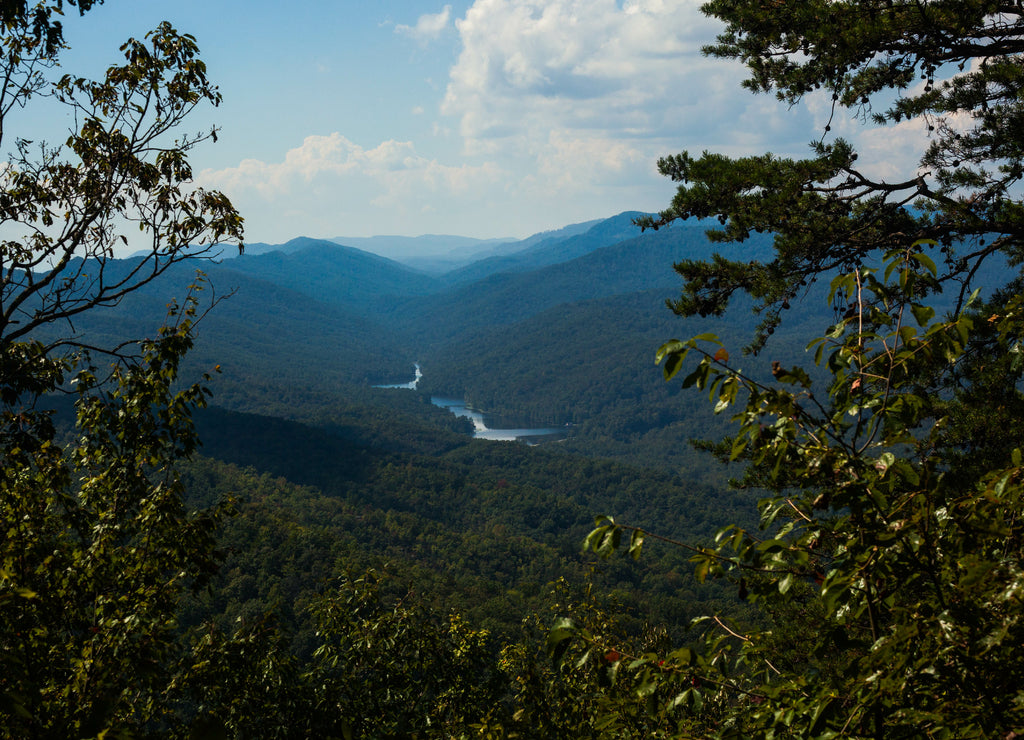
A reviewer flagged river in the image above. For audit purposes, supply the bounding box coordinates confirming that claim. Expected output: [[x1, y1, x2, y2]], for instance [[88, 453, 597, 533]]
[[375, 364, 566, 443]]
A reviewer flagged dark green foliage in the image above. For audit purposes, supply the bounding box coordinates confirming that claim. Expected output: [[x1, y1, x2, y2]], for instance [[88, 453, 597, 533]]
[[167, 572, 507, 739], [175, 404, 753, 646], [1, 300, 230, 737], [554, 1, 1024, 737], [642, 0, 1024, 351], [565, 250, 1024, 738], [0, 8, 251, 733], [309, 570, 505, 738]]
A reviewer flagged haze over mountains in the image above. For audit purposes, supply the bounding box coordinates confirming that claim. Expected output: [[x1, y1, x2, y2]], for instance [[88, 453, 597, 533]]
[[65, 210, 799, 474], [96, 208, 1010, 479], [33, 207, 933, 654], [236, 218, 604, 273]]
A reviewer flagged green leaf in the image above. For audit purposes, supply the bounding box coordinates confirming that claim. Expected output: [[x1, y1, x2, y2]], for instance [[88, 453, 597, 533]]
[[636, 676, 659, 697], [911, 304, 935, 327], [575, 649, 592, 669], [911, 250, 938, 276], [547, 618, 577, 663], [655, 340, 686, 364], [778, 572, 795, 594], [681, 364, 705, 389], [662, 351, 683, 380], [628, 529, 645, 560]]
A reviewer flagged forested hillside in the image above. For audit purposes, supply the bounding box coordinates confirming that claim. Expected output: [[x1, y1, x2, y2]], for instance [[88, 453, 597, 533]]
[[223, 237, 441, 314], [179, 404, 755, 646], [437, 211, 649, 286], [48, 208, 791, 478], [8, 0, 1024, 736]]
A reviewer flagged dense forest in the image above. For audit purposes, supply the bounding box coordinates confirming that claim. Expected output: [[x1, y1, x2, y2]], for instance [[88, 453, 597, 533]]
[[4, 0, 1024, 737]]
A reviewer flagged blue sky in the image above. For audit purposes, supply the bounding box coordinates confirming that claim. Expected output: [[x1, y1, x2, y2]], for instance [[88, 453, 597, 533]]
[[45, 0, 930, 247]]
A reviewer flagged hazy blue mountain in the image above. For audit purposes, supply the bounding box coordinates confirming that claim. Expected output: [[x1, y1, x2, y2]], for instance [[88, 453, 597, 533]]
[[392, 219, 773, 346], [222, 237, 441, 314], [328, 233, 515, 262], [439, 211, 648, 287], [215, 221, 601, 270], [28, 256, 413, 414], [510, 218, 604, 251], [208, 214, 640, 280], [229, 240, 298, 256], [333, 219, 604, 274]]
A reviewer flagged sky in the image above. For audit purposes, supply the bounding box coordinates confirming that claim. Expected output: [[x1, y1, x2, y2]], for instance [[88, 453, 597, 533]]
[[39, 0, 931, 248]]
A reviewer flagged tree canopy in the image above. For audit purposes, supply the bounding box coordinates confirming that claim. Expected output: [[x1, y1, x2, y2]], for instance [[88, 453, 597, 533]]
[[0, 0, 243, 402], [550, 2, 1024, 737], [0, 6, 246, 735], [640, 0, 1024, 349]]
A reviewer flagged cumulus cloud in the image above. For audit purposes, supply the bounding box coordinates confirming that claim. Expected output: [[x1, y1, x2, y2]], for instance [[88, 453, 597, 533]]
[[202, 0, 940, 243], [201, 134, 490, 193], [395, 5, 452, 42], [443, 1, 736, 142], [198, 133, 506, 240], [437, 0, 815, 203]]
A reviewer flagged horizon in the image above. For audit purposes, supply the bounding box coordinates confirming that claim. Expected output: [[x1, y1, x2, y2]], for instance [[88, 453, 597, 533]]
[[29, 1, 930, 254]]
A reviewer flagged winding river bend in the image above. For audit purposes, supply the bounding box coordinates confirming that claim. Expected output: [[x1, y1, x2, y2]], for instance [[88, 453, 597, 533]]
[[376, 364, 565, 443]]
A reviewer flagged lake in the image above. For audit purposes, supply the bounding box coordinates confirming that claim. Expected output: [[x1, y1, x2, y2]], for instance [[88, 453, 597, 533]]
[[376, 364, 566, 443]]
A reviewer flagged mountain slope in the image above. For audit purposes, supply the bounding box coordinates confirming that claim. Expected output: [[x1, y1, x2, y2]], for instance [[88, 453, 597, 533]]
[[28, 258, 414, 414], [328, 233, 514, 263], [395, 221, 773, 347], [439, 211, 648, 287], [223, 237, 441, 314]]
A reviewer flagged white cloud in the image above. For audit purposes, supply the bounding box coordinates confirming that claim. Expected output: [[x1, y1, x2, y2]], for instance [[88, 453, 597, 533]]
[[395, 5, 452, 42], [529, 131, 649, 192], [437, 0, 810, 204], [198, 134, 507, 240], [443, 0, 729, 141], [201, 0, 955, 244]]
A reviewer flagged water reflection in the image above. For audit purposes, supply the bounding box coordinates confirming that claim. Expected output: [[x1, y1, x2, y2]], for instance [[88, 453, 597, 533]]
[[374, 363, 422, 390], [375, 365, 565, 443], [430, 397, 564, 442]]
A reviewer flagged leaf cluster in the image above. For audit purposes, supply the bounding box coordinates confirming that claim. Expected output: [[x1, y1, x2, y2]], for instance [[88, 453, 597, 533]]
[[1, 10, 242, 364], [566, 245, 1024, 736], [640, 1, 1024, 351]]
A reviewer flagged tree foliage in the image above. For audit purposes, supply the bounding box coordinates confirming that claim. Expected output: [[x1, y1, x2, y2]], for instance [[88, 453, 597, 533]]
[[564, 252, 1024, 738], [554, 1, 1024, 737], [0, 4, 247, 735], [640, 0, 1024, 350], [0, 292, 233, 737], [0, 0, 243, 385]]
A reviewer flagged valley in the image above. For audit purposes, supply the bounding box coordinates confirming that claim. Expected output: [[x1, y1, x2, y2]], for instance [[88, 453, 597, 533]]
[[6, 2, 1021, 733], [17, 203, 1019, 736], [41, 210, 782, 639], [379, 363, 568, 442]]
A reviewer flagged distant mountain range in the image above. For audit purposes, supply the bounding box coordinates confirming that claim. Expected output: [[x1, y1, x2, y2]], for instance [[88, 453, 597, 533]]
[[234, 218, 606, 274], [47, 211, 803, 472]]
